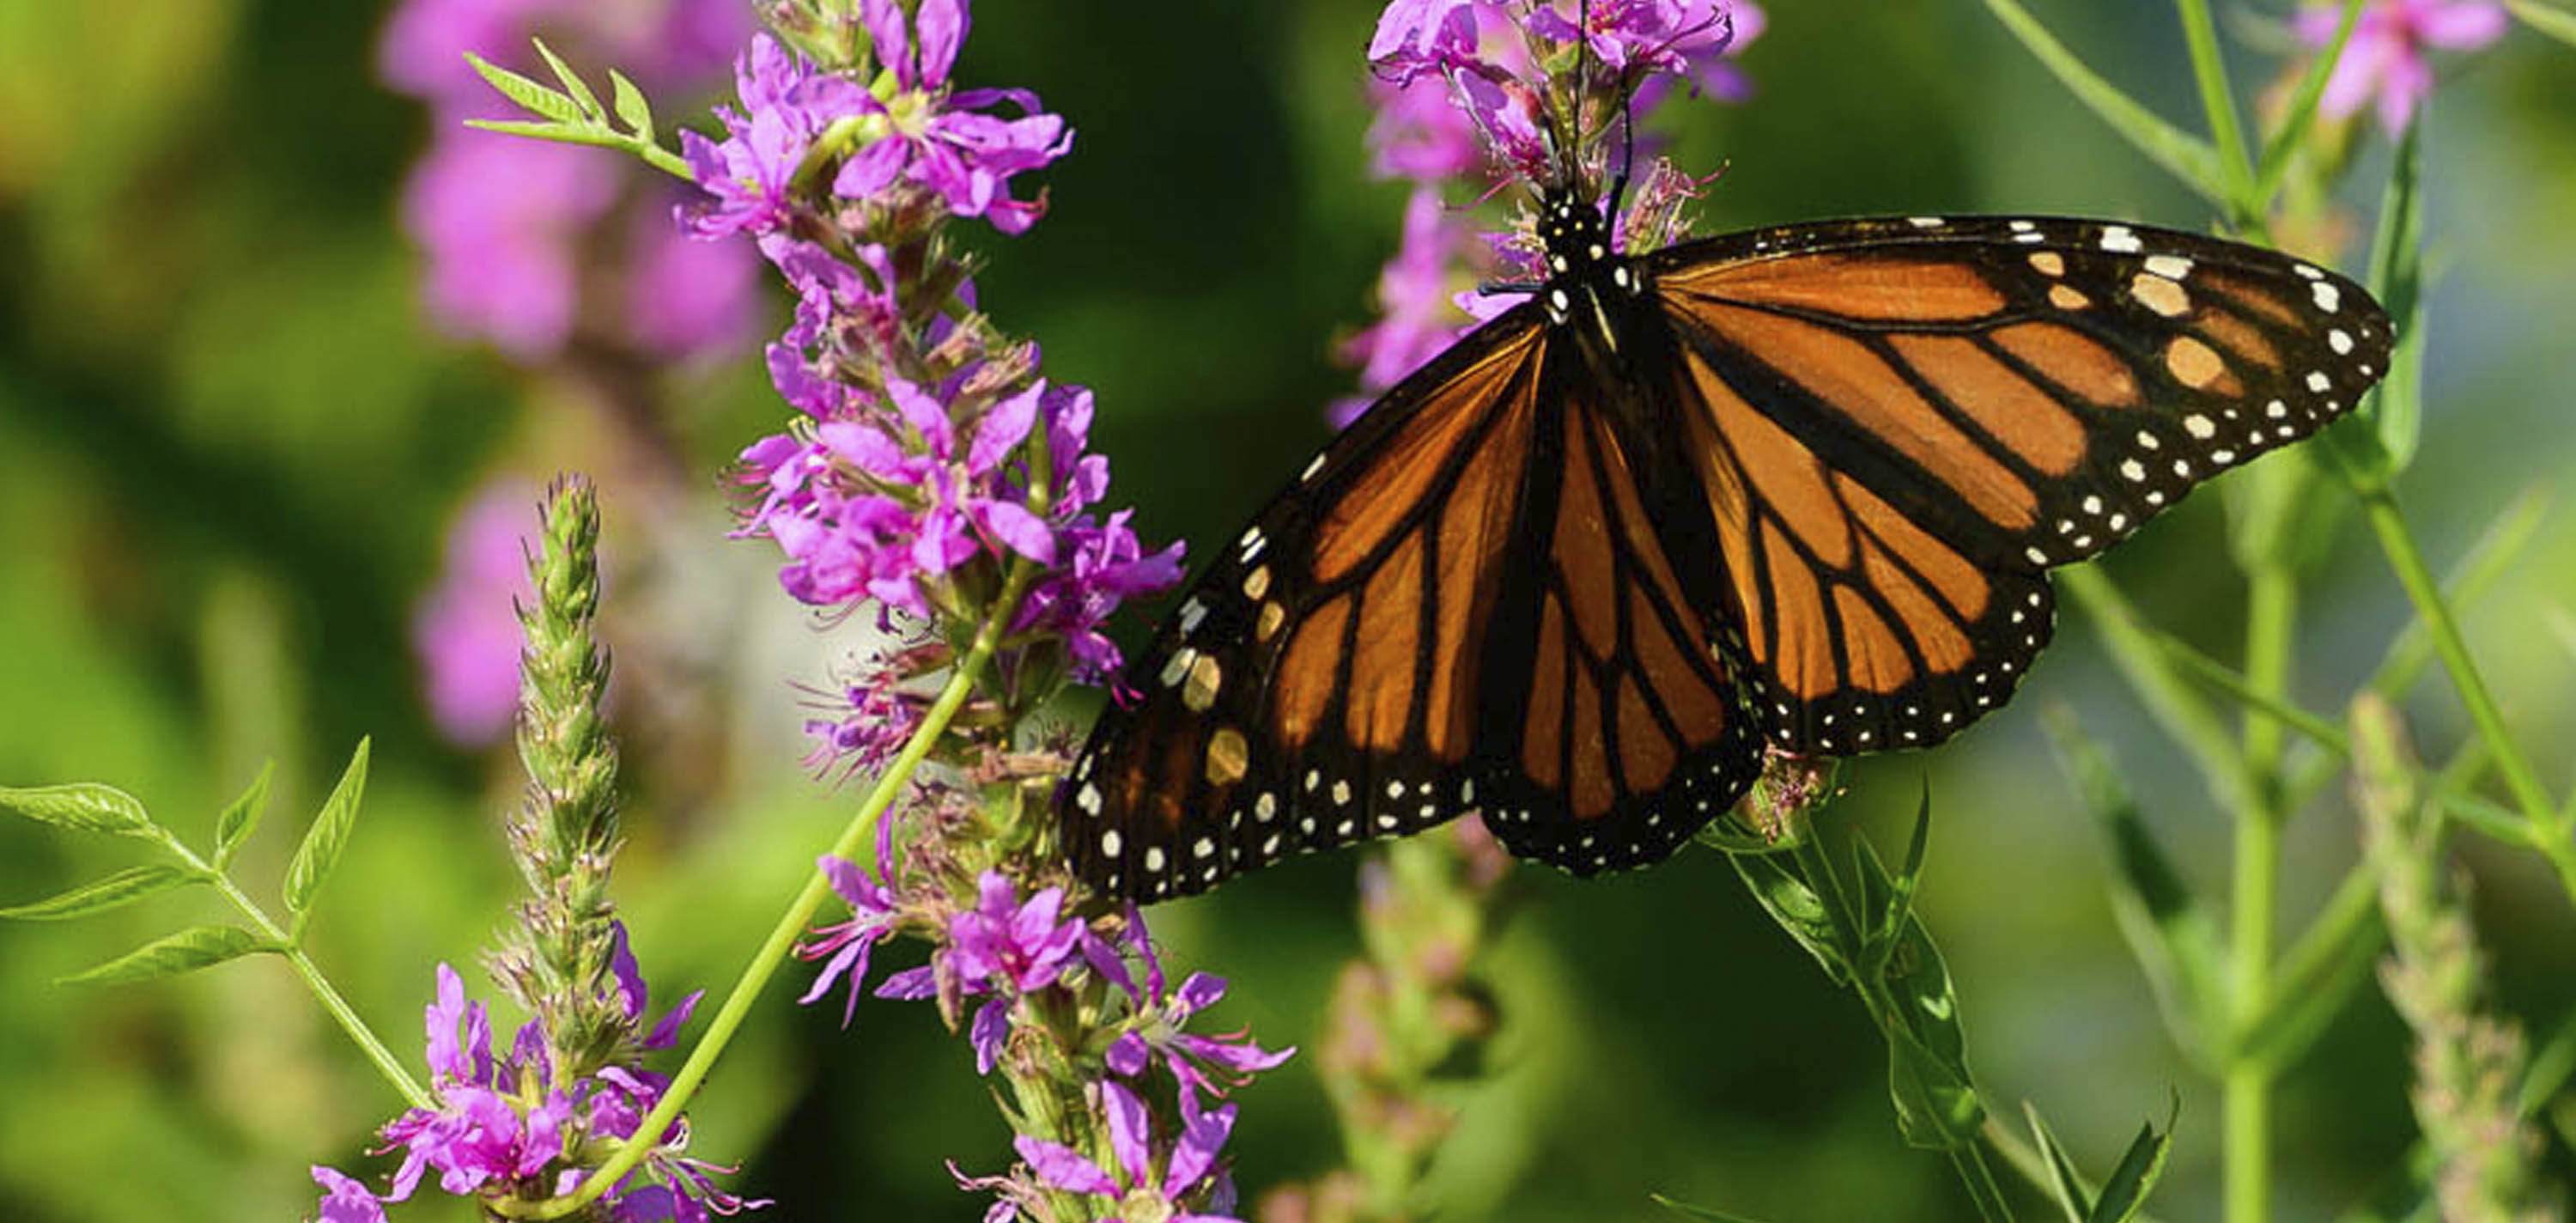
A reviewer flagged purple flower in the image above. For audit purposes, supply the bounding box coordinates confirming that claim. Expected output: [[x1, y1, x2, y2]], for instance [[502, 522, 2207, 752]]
[[1367, 0, 1487, 84], [1105, 970, 1296, 1097], [1525, 0, 1736, 76], [1015, 1080, 1242, 1222], [404, 133, 619, 357], [833, 0, 1074, 234], [315, 952, 754, 1221], [1365, 71, 1488, 182], [681, 35, 872, 240], [312, 1165, 390, 1223], [798, 824, 909, 1025], [2296, 0, 2507, 135], [1334, 186, 1477, 428], [949, 870, 1084, 994], [628, 196, 762, 354], [411, 478, 540, 745]]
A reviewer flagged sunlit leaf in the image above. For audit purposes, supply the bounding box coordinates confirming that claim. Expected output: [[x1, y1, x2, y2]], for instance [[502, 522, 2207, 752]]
[[283, 739, 369, 924], [0, 782, 156, 838], [58, 925, 271, 985], [0, 865, 198, 921], [213, 761, 274, 870]]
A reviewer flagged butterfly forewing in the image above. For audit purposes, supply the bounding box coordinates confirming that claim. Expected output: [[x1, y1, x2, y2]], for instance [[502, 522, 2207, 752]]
[[1063, 315, 1555, 901], [1644, 216, 2392, 755]]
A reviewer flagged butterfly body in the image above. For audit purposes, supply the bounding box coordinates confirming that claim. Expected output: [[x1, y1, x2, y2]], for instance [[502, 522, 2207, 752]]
[[1061, 192, 2391, 903]]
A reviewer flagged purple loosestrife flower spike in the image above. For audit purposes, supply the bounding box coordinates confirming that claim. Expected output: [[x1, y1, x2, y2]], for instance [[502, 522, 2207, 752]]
[[1017, 1080, 1244, 1221]]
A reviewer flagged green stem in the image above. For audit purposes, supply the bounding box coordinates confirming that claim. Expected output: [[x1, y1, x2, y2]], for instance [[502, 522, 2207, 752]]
[[186, 841, 433, 1110], [2222, 559, 2295, 1223], [521, 560, 1040, 1220], [2356, 488, 2576, 902], [1949, 1142, 2017, 1223], [2173, 0, 2256, 217]]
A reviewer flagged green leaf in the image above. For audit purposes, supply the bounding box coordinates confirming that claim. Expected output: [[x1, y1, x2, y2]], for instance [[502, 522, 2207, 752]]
[[465, 52, 586, 125], [283, 739, 370, 923], [1865, 787, 1935, 965], [1884, 1019, 1985, 1150], [1649, 1195, 1777, 1223], [213, 761, 274, 870], [0, 782, 157, 837], [2506, 0, 2576, 49], [2042, 710, 2226, 1067], [464, 119, 644, 150], [1978, 0, 2229, 207], [2252, 0, 2365, 210], [58, 924, 271, 985], [2087, 1109, 2176, 1222], [532, 38, 605, 122], [609, 69, 653, 139], [2022, 1101, 2099, 1222], [0, 865, 198, 921], [1727, 849, 1851, 983]]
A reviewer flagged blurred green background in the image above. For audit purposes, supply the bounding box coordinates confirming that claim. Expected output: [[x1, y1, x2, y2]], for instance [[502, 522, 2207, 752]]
[[3, 1, 2572, 1219]]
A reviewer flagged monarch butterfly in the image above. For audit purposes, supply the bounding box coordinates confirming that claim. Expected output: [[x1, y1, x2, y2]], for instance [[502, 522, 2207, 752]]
[[1057, 155, 2392, 905]]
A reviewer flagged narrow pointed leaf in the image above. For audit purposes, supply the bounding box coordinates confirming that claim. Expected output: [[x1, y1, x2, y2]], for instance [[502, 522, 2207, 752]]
[[1868, 787, 1935, 963], [609, 69, 653, 139], [2043, 710, 2225, 1065], [1727, 850, 1850, 983], [2022, 1100, 2100, 1222], [2505, 0, 2576, 48], [213, 761, 274, 870], [465, 52, 586, 125], [0, 782, 156, 837], [59, 924, 270, 985], [532, 38, 605, 122], [463, 119, 641, 151], [283, 739, 370, 921], [2087, 1114, 2175, 1222], [1978, 0, 2227, 205], [0, 865, 198, 921]]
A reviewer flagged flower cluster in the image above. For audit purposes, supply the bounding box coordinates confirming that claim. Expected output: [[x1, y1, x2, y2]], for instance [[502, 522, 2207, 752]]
[[680, 15, 1177, 775], [799, 840, 1291, 1221], [2293, 0, 2507, 136], [314, 937, 754, 1222], [1330, 0, 1762, 426]]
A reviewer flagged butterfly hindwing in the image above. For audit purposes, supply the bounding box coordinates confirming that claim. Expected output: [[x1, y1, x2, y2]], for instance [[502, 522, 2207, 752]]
[[1643, 216, 2391, 753], [1467, 359, 1765, 873]]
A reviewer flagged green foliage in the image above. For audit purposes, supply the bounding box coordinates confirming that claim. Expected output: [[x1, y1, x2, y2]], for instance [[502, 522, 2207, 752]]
[[466, 40, 690, 179], [283, 738, 368, 928]]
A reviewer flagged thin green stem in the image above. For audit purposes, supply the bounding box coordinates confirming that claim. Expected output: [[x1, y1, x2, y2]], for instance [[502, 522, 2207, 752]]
[[1949, 1142, 2018, 1222], [522, 560, 1041, 1220], [182, 837, 433, 1110], [2223, 798, 2281, 1223], [2173, 0, 2257, 217], [2357, 488, 2576, 902], [2223, 559, 2296, 1223]]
